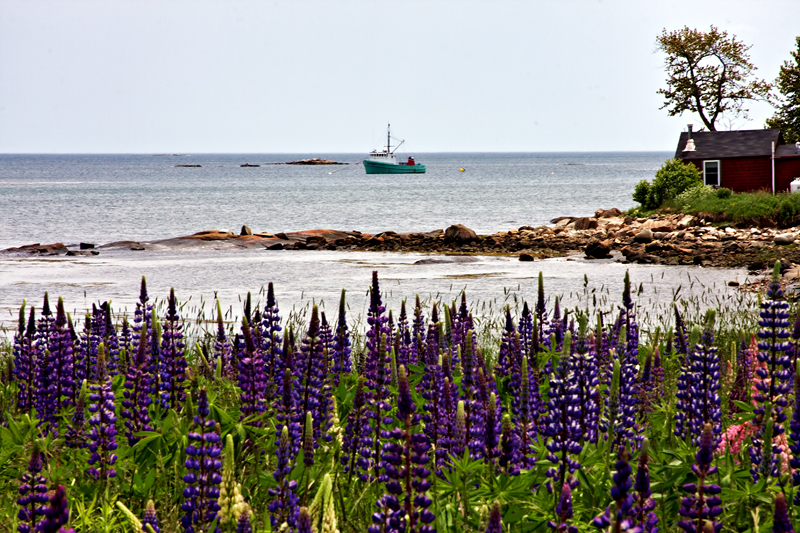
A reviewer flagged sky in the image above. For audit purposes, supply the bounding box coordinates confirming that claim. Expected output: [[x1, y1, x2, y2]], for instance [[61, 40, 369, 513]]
[[0, 0, 797, 153]]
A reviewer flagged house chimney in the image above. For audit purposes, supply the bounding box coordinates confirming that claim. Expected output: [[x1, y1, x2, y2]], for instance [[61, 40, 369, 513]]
[[684, 124, 696, 152]]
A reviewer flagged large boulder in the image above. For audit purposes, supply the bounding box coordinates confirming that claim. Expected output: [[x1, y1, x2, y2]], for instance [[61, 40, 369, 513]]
[[595, 207, 622, 218], [775, 233, 796, 245], [634, 228, 654, 243], [573, 217, 598, 231], [585, 240, 612, 259], [241, 225, 253, 236], [642, 219, 674, 232], [444, 224, 479, 244]]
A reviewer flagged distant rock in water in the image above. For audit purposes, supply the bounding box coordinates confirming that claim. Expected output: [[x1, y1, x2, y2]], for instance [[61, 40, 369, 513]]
[[240, 163, 260, 167], [285, 158, 346, 165], [174, 164, 201, 167]]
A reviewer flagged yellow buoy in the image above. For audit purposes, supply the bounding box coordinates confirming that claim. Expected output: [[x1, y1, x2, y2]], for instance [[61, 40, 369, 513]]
[[459, 168, 465, 172]]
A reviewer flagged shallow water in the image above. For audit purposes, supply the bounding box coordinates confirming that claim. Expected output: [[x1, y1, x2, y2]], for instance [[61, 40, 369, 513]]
[[0, 247, 754, 335]]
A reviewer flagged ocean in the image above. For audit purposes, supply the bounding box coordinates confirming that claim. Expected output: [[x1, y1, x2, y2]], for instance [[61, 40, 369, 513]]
[[0, 152, 752, 333]]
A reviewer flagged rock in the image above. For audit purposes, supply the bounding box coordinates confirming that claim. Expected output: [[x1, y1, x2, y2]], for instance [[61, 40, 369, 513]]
[[573, 217, 598, 231], [555, 218, 573, 228], [652, 232, 668, 240], [676, 215, 698, 230], [66, 250, 98, 256], [444, 224, 479, 244], [131, 246, 145, 251], [414, 256, 480, 265], [728, 281, 740, 287], [634, 228, 653, 243], [774, 233, 796, 245], [267, 243, 284, 250], [624, 216, 634, 225], [644, 242, 663, 253], [585, 240, 612, 259], [519, 254, 534, 262], [241, 225, 253, 236], [642, 219, 674, 232], [748, 260, 766, 271], [595, 208, 622, 218], [275, 232, 289, 240], [79, 242, 95, 249]]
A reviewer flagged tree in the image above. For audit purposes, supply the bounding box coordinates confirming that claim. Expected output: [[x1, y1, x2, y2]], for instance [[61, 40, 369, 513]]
[[766, 37, 800, 144], [656, 26, 772, 131], [632, 158, 703, 210]]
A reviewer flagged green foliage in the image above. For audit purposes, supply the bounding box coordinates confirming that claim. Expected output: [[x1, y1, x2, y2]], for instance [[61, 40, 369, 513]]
[[716, 187, 732, 199], [632, 158, 703, 209], [676, 189, 800, 225], [656, 25, 772, 131], [766, 36, 800, 143]]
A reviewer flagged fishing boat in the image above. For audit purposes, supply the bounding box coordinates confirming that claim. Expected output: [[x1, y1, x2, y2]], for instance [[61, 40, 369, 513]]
[[364, 125, 426, 174]]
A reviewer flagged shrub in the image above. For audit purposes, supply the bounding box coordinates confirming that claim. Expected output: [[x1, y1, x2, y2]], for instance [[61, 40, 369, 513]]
[[632, 158, 703, 210], [674, 185, 716, 210], [716, 187, 732, 199]]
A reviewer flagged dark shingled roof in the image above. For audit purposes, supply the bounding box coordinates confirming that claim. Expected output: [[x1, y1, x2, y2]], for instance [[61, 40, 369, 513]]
[[675, 129, 781, 160], [776, 143, 800, 159]]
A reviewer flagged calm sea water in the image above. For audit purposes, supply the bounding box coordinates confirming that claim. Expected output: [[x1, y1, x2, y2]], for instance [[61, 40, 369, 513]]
[[1, 152, 753, 334], [0, 152, 670, 249]]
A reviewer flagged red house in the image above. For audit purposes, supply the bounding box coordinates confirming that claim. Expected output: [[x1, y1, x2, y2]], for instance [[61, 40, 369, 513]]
[[674, 127, 800, 193]]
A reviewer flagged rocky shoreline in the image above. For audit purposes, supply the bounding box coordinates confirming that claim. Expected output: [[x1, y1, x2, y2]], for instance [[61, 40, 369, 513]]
[[4, 208, 800, 272]]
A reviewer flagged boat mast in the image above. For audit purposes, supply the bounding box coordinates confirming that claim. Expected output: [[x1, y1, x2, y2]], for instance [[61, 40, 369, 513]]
[[387, 124, 391, 153]]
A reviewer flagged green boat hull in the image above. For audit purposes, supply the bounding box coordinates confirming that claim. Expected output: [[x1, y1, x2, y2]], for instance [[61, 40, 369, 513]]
[[364, 160, 426, 174]]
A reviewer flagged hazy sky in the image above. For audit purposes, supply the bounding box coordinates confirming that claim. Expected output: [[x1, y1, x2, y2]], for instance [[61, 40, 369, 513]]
[[1, 0, 797, 153]]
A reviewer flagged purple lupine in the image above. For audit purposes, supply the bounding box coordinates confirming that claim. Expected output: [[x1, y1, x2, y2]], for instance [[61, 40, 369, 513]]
[[86, 344, 118, 480], [49, 298, 76, 414], [100, 302, 120, 376], [302, 412, 315, 467], [545, 296, 565, 353], [452, 400, 467, 459], [498, 414, 521, 476], [395, 300, 411, 368], [12, 303, 29, 406], [262, 283, 283, 400], [684, 315, 722, 445], [603, 326, 639, 450], [571, 314, 600, 444], [549, 483, 578, 533], [729, 339, 752, 413], [181, 388, 222, 533], [212, 301, 232, 377], [238, 317, 267, 424], [367, 332, 394, 480], [592, 447, 633, 532], [678, 423, 722, 533], [67, 314, 83, 405], [275, 367, 302, 461], [142, 500, 161, 533], [36, 485, 71, 533], [495, 307, 516, 378], [342, 376, 373, 481], [132, 276, 154, 372], [332, 289, 352, 382], [536, 271, 549, 348], [486, 501, 503, 533], [543, 332, 582, 492], [296, 306, 331, 441], [268, 426, 300, 530], [369, 365, 435, 533], [420, 352, 446, 469], [17, 447, 48, 533], [121, 327, 154, 446], [621, 271, 639, 364], [790, 360, 800, 504], [16, 306, 37, 414], [160, 288, 187, 412], [751, 261, 792, 482], [632, 439, 659, 533], [773, 493, 794, 533], [511, 353, 538, 469], [482, 391, 502, 465], [119, 316, 133, 364], [411, 294, 426, 366], [519, 301, 536, 360], [235, 511, 252, 533], [35, 298, 58, 434]]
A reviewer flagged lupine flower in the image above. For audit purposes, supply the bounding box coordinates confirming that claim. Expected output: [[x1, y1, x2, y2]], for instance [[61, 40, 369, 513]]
[[262, 283, 284, 400], [268, 426, 300, 530], [181, 388, 222, 533], [678, 423, 722, 533], [729, 338, 752, 413], [212, 301, 232, 377], [411, 295, 426, 366], [17, 447, 48, 533], [36, 485, 71, 533], [548, 483, 578, 533], [571, 314, 600, 444], [395, 300, 411, 368], [238, 317, 266, 424], [494, 307, 516, 378], [773, 493, 794, 533], [142, 500, 161, 533], [543, 333, 582, 491], [369, 365, 435, 533], [302, 412, 316, 467], [674, 304, 689, 358], [791, 361, 800, 504], [342, 376, 372, 481], [132, 276, 154, 374], [486, 501, 503, 533], [632, 439, 658, 533], [235, 511, 252, 533], [499, 414, 521, 476], [297, 306, 332, 442], [218, 435, 248, 526], [87, 344, 118, 480], [602, 327, 640, 450], [685, 317, 722, 445], [297, 507, 313, 533], [160, 288, 187, 412], [751, 261, 792, 482], [17, 306, 37, 413], [536, 271, 549, 347], [332, 289, 352, 382], [121, 327, 154, 446], [308, 474, 339, 533]]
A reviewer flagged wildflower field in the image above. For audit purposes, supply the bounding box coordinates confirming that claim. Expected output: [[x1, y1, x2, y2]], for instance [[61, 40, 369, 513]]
[[0, 266, 793, 533]]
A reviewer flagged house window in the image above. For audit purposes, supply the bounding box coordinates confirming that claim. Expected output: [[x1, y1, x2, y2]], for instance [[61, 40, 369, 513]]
[[703, 160, 720, 187]]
